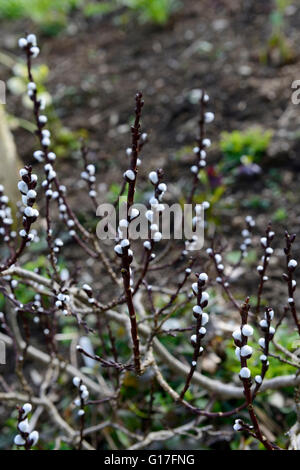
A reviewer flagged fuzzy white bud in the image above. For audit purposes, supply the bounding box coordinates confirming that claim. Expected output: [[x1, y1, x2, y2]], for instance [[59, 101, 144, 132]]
[[18, 38, 28, 49], [158, 183, 167, 192], [203, 138, 211, 148], [27, 34, 37, 46], [242, 324, 253, 337], [120, 239, 130, 248], [199, 273, 208, 282], [233, 422, 242, 432], [153, 232, 162, 242], [27, 190, 37, 200], [201, 312, 209, 326], [30, 46, 40, 58], [240, 345, 253, 357], [149, 171, 158, 184], [18, 181, 28, 194], [235, 347, 241, 360], [145, 210, 154, 223], [73, 376, 81, 388], [22, 403, 32, 416], [14, 435, 26, 446], [124, 170, 135, 181], [192, 282, 198, 295], [214, 254, 222, 264], [28, 430, 39, 447], [114, 244, 122, 255], [130, 208, 139, 219], [239, 367, 251, 379], [18, 419, 29, 434], [204, 112, 215, 123], [119, 219, 129, 228], [38, 115, 47, 124], [193, 305, 202, 315], [259, 319, 268, 329], [143, 241, 151, 250], [288, 259, 297, 269]]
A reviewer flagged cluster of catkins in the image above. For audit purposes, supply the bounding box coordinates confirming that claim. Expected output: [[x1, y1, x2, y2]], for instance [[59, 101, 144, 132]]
[[190, 93, 213, 175], [18, 167, 39, 242], [81, 163, 97, 199], [232, 305, 277, 432], [114, 169, 168, 273], [73, 377, 89, 417], [14, 403, 39, 449], [0, 185, 16, 243], [18, 34, 39, 58], [190, 272, 210, 363], [18, 34, 78, 246]]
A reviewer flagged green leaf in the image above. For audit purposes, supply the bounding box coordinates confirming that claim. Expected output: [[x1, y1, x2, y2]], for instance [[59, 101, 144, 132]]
[[272, 208, 287, 222], [83, 2, 117, 17], [225, 250, 241, 265]]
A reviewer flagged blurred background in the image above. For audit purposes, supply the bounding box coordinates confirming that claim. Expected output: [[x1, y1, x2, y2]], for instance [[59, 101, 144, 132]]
[[0, 0, 300, 235], [0, 1, 299, 217]]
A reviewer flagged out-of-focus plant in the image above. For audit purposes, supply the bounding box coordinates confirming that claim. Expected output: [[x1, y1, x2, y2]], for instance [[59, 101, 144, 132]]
[[0, 0, 181, 32], [273, 207, 288, 223], [260, 0, 295, 66], [0, 0, 84, 36], [119, 0, 181, 25], [82, 1, 118, 18], [242, 196, 270, 211], [219, 128, 273, 176]]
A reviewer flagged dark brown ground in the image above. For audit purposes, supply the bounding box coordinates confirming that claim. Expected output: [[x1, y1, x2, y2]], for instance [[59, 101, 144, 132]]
[[1, 0, 300, 278]]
